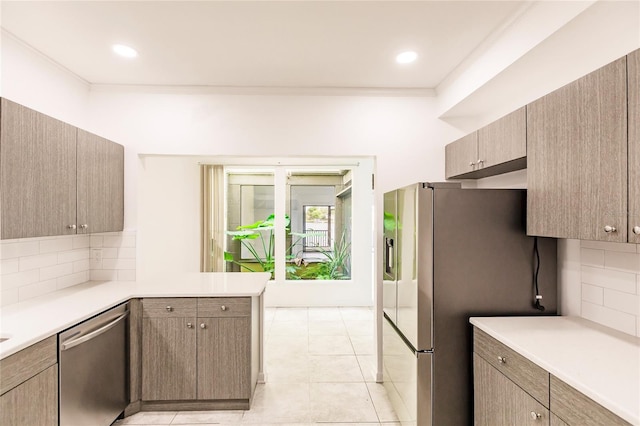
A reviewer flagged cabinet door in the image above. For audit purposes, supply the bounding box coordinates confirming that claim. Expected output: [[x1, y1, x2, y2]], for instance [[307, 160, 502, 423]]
[[527, 58, 627, 241], [445, 132, 478, 178], [0, 99, 77, 239], [0, 364, 58, 426], [478, 106, 526, 169], [197, 316, 251, 400], [142, 317, 197, 401], [473, 354, 549, 426], [77, 129, 124, 234], [628, 49, 640, 243], [551, 413, 569, 426]]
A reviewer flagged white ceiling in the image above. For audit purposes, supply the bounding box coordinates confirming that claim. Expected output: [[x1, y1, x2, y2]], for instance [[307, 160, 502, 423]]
[[0, 1, 527, 89]]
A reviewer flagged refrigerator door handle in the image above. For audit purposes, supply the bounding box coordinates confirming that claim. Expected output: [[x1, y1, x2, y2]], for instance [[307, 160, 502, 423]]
[[385, 237, 394, 274]]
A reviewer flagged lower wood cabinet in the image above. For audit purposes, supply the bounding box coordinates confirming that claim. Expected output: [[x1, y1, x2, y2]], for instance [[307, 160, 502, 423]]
[[0, 336, 58, 426], [140, 297, 252, 407], [473, 327, 632, 426]]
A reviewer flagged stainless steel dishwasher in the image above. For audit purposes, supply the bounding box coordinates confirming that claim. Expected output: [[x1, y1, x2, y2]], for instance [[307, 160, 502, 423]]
[[59, 302, 129, 426]]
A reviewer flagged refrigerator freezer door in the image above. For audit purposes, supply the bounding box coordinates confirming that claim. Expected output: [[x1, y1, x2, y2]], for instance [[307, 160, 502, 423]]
[[383, 314, 433, 426]]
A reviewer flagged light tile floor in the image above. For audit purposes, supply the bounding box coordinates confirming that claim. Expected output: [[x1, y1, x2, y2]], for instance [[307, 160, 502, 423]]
[[116, 307, 399, 426]]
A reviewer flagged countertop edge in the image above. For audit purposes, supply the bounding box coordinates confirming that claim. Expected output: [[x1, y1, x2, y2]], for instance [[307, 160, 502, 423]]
[[469, 317, 640, 426]]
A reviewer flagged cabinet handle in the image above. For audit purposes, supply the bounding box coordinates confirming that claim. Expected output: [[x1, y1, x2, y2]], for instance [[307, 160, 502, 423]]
[[604, 225, 617, 233], [477, 159, 484, 166], [633, 226, 640, 235], [68, 224, 77, 230], [497, 356, 506, 364], [187, 322, 193, 328], [469, 161, 476, 167], [221, 305, 227, 311], [200, 323, 206, 329], [166, 306, 173, 312], [80, 224, 88, 230], [530, 412, 541, 420]]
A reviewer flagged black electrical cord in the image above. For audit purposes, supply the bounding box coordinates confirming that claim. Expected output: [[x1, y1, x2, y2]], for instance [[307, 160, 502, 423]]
[[533, 237, 545, 311]]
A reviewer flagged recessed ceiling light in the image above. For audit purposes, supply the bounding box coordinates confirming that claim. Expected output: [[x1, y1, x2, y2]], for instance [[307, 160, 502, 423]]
[[396, 51, 418, 64], [112, 44, 138, 58]]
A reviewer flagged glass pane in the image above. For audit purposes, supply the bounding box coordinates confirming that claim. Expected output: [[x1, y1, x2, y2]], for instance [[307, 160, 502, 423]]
[[225, 172, 276, 279], [288, 176, 351, 280]]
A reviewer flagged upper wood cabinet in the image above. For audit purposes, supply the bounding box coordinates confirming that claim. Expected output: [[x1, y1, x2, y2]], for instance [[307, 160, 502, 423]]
[[628, 49, 640, 244], [0, 98, 124, 240], [445, 107, 526, 179], [527, 57, 628, 242], [1, 98, 77, 239], [77, 129, 124, 234]]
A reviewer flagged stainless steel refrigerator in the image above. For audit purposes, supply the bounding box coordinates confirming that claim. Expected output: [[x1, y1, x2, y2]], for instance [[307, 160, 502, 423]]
[[382, 183, 557, 426]]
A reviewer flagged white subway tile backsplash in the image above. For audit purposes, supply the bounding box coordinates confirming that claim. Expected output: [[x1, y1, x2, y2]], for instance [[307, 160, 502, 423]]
[[90, 269, 117, 281], [57, 271, 90, 290], [581, 284, 603, 305], [579, 241, 640, 338], [581, 301, 637, 335], [580, 248, 604, 267], [58, 249, 90, 264], [39, 237, 73, 254], [0, 230, 137, 306], [581, 240, 637, 253], [603, 289, 639, 316], [1, 258, 20, 275], [581, 265, 636, 293], [604, 250, 640, 273], [73, 259, 90, 273], [18, 279, 57, 301], [2, 270, 40, 289], [73, 235, 90, 249], [39, 263, 74, 281], [19, 253, 58, 271], [1, 241, 39, 259]]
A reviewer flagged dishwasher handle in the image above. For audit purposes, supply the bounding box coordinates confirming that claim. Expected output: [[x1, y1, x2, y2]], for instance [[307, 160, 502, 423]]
[[60, 311, 129, 351]]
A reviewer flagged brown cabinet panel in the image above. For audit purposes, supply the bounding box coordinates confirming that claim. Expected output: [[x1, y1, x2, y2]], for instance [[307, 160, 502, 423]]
[[550, 375, 631, 426], [0, 335, 57, 395], [142, 317, 197, 401], [473, 354, 549, 426], [474, 328, 549, 407], [551, 413, 569, 426], [527, 58, 627, 241], [197, 316, 251, 400], [197, 297, 251, 317], [445, 132, 478, 178], [77, 129, 124, 234], [628, 49, 640, 243], [0, 99, 77, 239], [0, 364, 58, 426], [142, 297, 197, 318], [478, 106, 526, 169]]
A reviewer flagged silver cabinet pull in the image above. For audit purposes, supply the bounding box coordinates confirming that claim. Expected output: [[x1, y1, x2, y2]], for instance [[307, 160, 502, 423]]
[[604, 225, 617, 233], [80, 224, 88, 230], [633, 226, 640, 235], [200, 323, 206, 329], [68, 224, 76, 230], [530, 412, 541, 420], [221, 305, 227, 311], [166, 306, 173, 312], [497, 356, 506, 364], [477, 159, 484, 166], [186, 322, 193, 328], [469, 161, 476, 167]]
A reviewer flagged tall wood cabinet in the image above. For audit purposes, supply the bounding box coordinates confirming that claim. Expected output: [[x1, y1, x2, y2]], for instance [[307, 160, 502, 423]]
[[445, 107, 526, 179], [0, 98, 124, 240], [628, 49, 640, 244], [527, 57, 628, 242], [141, 297, 252, 408]]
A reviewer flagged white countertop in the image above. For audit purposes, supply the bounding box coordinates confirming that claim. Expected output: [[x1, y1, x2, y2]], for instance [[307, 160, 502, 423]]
[[0, 272, 269, 359], [470, 316, 640, 426]]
